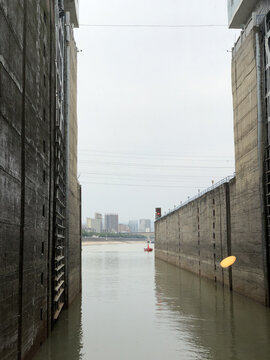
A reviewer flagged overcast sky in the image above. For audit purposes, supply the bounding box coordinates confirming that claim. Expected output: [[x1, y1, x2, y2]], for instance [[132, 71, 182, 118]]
[[74, 0, 240, 225]]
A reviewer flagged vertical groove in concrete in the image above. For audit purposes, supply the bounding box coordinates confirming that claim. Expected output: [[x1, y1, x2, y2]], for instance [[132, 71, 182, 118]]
[[64, 12, 70, 308], [218, 190, 225, 286], [79, 185, 82, 292], [225, 183, 233, 291], [47, 0, 55, 333], [258, 25, 270, 306], [18, 1, 27, 358], [178, 211, 181, 266]]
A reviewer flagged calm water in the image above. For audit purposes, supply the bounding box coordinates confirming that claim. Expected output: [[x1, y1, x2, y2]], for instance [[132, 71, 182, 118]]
[[34, 243, 270, 360]]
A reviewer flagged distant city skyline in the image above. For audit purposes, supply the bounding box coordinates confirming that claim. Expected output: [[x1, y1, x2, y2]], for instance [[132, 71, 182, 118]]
[[83, 214, 155, 226], [84, 212, 153, 232]]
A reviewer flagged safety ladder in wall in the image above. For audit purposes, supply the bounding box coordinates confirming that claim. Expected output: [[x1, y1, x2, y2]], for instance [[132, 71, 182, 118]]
[[53, 128, 66, 320], [53, 1, 66, 321]]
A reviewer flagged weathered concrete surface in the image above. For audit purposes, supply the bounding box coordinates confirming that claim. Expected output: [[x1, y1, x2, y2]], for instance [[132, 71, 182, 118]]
[[230, 27, 266, 304], [155, 26, 268, 305], [0, 1, 25, 359], [155, 184, 231, 289], [0, 1, 81, 359], [21, 1, 51, 358], [66, 26, 81, 305]]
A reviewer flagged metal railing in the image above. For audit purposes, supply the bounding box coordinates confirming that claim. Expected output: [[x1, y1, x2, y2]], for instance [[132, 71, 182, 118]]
[[156, 175, 235, 221]]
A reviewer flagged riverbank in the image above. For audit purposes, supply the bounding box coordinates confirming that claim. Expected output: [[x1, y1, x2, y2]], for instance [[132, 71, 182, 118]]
[[82, 238, 147, 246]]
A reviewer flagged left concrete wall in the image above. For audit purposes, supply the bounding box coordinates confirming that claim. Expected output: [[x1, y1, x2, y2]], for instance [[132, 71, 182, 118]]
[[0, 1, 25, 358], [0, 1, 81, 359], [0, 1, 54, 358], [65, 15, 82, 305], [20, 0, 53, 357]]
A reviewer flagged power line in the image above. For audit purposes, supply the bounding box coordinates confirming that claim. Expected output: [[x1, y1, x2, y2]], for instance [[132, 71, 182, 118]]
[[79, 150, 235, 163], [79, 149, 234, 159], [79, 171, 223, 179], [79, 160, 234, 170], [80, 175, 209, 185], [80, 180, 205, 189], [79, 151, 234, 163], [80, 24, 227, 28]]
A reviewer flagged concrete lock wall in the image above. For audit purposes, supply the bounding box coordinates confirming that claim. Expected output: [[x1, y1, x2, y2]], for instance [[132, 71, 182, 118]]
[[0, 2, 25, 358], [155, 184, 231, 289], [155, 26, 268, 305], [230, 27, 266, 303], [66, 25, 82, 306], [0, 1, 53, 358], [0, 1, 81, 359]]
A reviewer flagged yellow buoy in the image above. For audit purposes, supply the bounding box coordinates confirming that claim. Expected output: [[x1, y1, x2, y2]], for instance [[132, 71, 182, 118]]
[[220, 256, 236, 268]]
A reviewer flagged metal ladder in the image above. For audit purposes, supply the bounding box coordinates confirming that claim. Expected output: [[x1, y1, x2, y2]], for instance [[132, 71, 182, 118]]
[[53, 2, 66, 321]]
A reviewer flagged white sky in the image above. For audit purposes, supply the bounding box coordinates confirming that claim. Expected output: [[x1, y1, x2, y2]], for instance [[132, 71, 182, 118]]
[[74, 0, 240, 225]]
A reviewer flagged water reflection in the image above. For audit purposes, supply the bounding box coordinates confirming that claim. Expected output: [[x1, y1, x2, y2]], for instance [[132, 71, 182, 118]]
[[155, 258, 270, 360], [34, 295, 83, 360], [34, 244, 270, 360]]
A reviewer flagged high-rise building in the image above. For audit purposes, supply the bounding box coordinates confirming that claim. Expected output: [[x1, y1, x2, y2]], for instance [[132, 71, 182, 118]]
[[128, 220, 138, 233], [104, 214, 119, 233], [139, 219, 151, 232], [0, 1, 80, 358], [95, 212, 103, 230], [87, 217, 102, 233]]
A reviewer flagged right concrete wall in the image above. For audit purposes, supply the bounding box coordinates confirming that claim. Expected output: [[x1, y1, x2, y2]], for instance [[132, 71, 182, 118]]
[[155, 25, 269, 305], [155, 183, 232, 292], [230, 27, 266, 303]]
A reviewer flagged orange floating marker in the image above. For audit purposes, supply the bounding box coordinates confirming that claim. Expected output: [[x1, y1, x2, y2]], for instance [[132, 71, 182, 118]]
[[220, 256, 236, 268]]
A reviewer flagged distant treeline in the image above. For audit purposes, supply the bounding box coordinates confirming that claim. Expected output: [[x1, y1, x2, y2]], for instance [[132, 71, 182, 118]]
[[82, 230, 146, 239]]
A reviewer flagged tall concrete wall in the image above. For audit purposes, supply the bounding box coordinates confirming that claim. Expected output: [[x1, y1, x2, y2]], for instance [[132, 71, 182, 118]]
[[155, 25, 269, 305], [0, 1, 25, 358], [65, 22, 81, 305], [0, 1, 53, 358], [20, 1, 53, 357], [0, 1, 81, 359], [155, 183, 231, 290], [230, 27, 266, 303]]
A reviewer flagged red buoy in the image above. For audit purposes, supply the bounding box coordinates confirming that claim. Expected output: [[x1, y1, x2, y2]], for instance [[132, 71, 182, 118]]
[[144, 242, 153, 252]]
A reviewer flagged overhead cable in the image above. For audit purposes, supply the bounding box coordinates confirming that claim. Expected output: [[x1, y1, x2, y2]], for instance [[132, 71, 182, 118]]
[[80, 171, 223, 179], [80, 24, 227, 28], [79, 149, 234, 160], [79, 160, 234, 170], [80, 181, 206, 189], [80, 175, 209, 185], [79, 153, 234, 163]]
